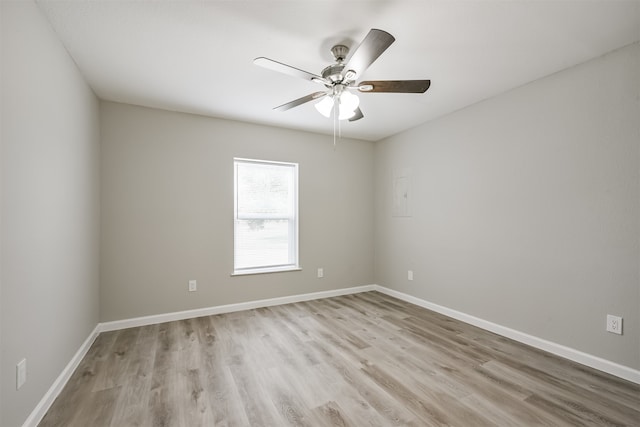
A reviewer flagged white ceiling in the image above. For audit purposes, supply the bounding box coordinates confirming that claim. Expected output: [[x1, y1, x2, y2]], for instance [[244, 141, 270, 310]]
[[36, 0, 639, 141]]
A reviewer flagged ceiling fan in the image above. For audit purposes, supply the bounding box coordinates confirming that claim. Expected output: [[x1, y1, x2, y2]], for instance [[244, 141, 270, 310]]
[[254, 29, 431, 122]]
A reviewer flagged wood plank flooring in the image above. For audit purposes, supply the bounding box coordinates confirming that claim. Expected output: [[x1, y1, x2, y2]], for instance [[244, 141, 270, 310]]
[[39, 291, 640, 426]]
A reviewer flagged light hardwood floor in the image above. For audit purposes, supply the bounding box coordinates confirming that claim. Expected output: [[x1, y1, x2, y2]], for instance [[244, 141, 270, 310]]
[[39, 292, 639, 426]]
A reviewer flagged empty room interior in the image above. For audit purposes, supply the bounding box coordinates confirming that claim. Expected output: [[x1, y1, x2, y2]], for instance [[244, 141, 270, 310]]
[[1, 1, 639, 426]]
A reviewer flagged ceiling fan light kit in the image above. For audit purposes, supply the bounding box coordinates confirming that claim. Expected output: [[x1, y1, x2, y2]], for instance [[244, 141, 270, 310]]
[[255, 28, 431, 138], [314, 86, 360, 120]]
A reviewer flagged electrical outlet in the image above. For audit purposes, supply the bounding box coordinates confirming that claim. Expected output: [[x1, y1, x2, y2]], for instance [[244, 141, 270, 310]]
[[606, 314, 623, 335], [16, 359, 27, 390], [317, 268, 324, 278], [188, 280, 197, 292], [408, 270, 413, 281]]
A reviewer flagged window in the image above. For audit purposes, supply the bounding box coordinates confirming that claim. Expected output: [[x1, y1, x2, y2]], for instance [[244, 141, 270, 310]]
[[233, 158, 299, 274]]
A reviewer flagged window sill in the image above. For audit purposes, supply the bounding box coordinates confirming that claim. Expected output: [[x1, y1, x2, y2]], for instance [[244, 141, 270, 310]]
[[231, 266, 302, 277]]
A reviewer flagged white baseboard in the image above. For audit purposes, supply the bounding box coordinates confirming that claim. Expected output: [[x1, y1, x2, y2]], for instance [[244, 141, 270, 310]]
[[99, 284, 376, 332], [22, 324, 101, 427], [373, 285, 640, 385], [100, 283, 639, 384], [24, 282, 639, 426]]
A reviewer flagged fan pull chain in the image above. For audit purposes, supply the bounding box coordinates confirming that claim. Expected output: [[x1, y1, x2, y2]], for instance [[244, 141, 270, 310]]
[[333, 100, 339, 148], [338, 105, 342, 141]]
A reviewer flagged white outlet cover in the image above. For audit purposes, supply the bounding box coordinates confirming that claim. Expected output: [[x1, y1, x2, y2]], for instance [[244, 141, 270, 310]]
[[408, 270, 414, 281], [188, 280, 197, 292], [606, 314, 623, 335], [317, 268, 324, 278]]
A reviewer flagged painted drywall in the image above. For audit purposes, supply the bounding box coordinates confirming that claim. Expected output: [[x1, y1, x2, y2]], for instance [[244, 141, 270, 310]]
[[374, 43, 640, 370], [100, 102, 374, 321], [1, 1, 101, 426]]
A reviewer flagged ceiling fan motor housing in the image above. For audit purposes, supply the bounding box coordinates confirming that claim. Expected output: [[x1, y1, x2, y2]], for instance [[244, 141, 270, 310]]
[[321, 63, 346, 82]]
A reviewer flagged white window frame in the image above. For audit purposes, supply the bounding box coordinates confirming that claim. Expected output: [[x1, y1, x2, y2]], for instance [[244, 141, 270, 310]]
[[233, 158, 300, 275]]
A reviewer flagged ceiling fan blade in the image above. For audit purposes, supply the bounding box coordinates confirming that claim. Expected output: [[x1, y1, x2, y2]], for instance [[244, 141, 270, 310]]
[[348, 107, 364, 122], [358, 80, 431, 93], [254, 57, 327, 84], [343, 29, 395, 79], [274, 91, 327, 112]]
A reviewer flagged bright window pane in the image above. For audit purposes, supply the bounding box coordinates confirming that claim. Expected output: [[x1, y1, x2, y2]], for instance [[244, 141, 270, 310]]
[[237, 162, 293, 217], [234, 159, 298, 273], [234, 219, 291, 269]]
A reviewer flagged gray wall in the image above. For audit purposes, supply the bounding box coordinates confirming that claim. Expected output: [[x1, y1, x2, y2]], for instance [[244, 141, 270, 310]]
[[374, 43, 639, 370], [100, 102, 374, 321], [1, 3, 636, 422], [1, 2, 101, 426]]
